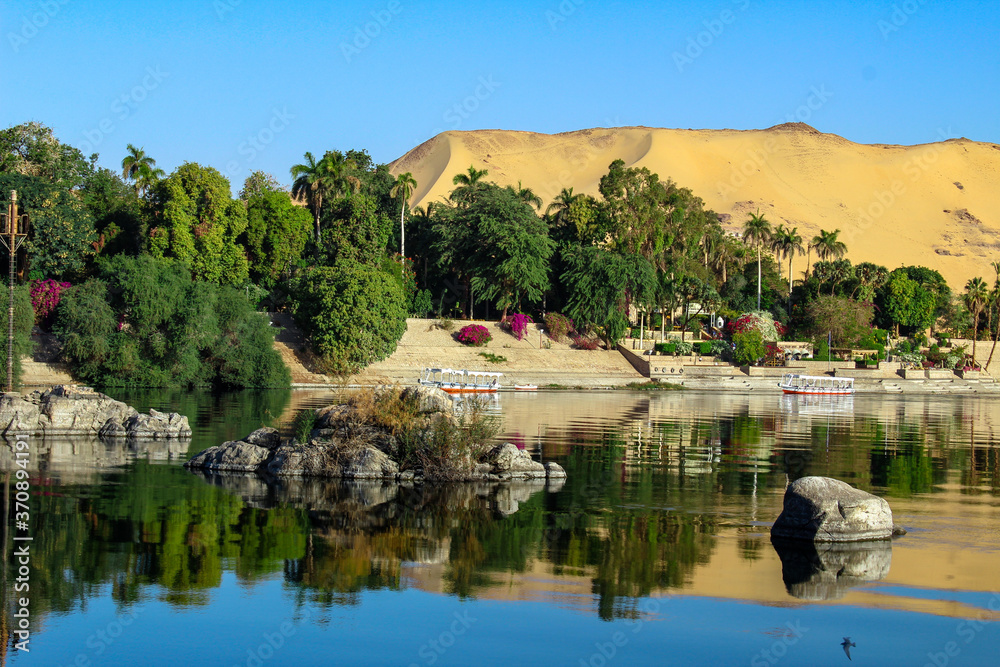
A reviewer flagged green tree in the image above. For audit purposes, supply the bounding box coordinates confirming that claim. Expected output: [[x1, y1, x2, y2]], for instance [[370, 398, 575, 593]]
[[238, 170, 282, 201], [320, 193, 392, 269], [880, 269, 935, 335], [742, 210, 771, 310], [449, 165, 489, 206], [0, 121, 93, 191], [0, 284, 34, 387], [732, 329, 765, 366], [464, 186, 554, 319], [120, 144, 165, 197], [390, 171, 417, 260], [290, 151, 328, 242], [290, 265, 407, 374], [809, 228, 847, 277], [964, 277, 989, 360], [562, 244, 655, 346], [244, 190, 312, 287], [148, 163, 249, 285], [804, 296, 874, 348]]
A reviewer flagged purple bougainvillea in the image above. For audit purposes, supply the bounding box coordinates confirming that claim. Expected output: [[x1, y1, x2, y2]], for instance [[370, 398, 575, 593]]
[[457, 324, 492, 347], [30, 279, 71, 327]]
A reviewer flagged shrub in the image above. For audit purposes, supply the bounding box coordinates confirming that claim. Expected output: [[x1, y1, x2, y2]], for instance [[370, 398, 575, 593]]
[[0, 285, 34, 386], [698, 341, 712, 355], [436, 317, 454, 331], [732, 329, 766, 366], [411, 289, 433, 317], [30, 279, 71, 327], [290, 264, 407, 375], [655, 342, 676, 355], [291, 409, 317, 444], [505, 313, 533, 341], [571, 334, 600, 350], [709, 339, 730, 358], [54, 256, 289, 388], [727, 311, 784, 342], [457, 324, 491, 346], [544, 312, 574, 342], [675, 340, 694, 355]]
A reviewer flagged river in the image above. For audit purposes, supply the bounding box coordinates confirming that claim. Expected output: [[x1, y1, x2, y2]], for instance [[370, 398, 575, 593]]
[[2, 388, 998, 666]]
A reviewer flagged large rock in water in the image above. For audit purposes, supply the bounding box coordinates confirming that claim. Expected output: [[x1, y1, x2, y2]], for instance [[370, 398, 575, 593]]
[[771, 476, 897, 542], [0, 385, 191, 438]]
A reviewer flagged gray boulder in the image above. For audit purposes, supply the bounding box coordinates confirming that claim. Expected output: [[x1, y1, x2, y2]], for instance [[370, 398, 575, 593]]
[[184, 428, 282, 472], [771, 476, 896, 542], [482, 443, 546, 479], [120, 409, 192, 439]]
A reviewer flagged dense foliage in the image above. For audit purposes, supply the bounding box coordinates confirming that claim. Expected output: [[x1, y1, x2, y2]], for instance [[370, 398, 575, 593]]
[[54, 256, 288, 387], [290, 265, 407, 374]]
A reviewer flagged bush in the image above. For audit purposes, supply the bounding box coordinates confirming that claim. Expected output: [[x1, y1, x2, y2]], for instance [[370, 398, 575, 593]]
[[0, 285, 34, 387], [698, 341, 712, 355], [727, 311, 784, 342], [571, 334, 600, 350], [505, 313, 533, 341], [55, 256, 290, 388], [411, 289, 433, 317], [655, 342, 676, 355], [710, 339, 730, 358], [675, 340, 694, 355], [290, 265, 407, 374], [544, 312, 574, 342], [30, 278, 71, 327], [457, 324, 491, 346], [291, 409, 317, 444], [732, 329, 766, 366]]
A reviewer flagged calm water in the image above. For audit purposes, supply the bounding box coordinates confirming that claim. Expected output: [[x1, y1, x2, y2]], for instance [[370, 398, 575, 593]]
[[2, 389, 999, 666]]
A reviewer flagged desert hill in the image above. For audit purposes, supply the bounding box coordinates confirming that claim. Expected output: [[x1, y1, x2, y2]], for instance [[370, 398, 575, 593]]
[[389, 124, 1000, 290]]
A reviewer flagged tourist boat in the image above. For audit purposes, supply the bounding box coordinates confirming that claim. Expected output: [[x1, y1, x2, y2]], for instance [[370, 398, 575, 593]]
[[778, 373, 855, 395], [513, 384, 538, 391], [419, 368, 503, 393]]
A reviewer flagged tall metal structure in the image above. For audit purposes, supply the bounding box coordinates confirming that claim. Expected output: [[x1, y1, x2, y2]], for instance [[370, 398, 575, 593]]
[[0, 191, 28, 393]]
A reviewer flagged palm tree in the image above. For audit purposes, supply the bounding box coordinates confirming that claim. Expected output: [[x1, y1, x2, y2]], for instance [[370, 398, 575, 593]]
[[965, 277, 989, 364], [290, 151, 327, 241], [390, 171, 417, 260], [120, 144, 164, 197], [545, 187, 582, 223], [450, 165, 489, 206], [811, 229, 847, 264], [986, 261, 1000, 368], [772, 225, 803, 311], [742, 210, 772, 310], [510, 181, 542, 210]]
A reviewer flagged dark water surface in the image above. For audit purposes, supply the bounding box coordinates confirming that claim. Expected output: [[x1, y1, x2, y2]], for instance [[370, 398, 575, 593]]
[[2, 388, 999, 666]]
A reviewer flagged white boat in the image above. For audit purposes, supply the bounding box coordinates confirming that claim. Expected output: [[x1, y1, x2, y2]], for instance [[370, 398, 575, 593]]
[[419, 368, 503, 393], [778, 373, 854, 395], [513, 384, 538, 391]]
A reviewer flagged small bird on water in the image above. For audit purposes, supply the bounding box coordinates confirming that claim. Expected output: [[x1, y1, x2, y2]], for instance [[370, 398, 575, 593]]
[[841, 637, 856, 660]]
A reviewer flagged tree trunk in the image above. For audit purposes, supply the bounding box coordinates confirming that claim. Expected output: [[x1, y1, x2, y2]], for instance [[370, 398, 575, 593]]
[[756, 245, 762, 311], [400, 203, 405, 261]]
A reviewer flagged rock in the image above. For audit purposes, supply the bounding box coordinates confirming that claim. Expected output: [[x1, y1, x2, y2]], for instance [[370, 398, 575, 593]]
[[544, 462, 567, 478], [244, 427, 282, 450], [341, 446, 399, 479], [771, 476, 896, 542], [185, 440, 273, 473], [771, 537, 892, 600], [0, 385, 190, 440], [119, 409, 192, 439], [482, 443, 546, 479]]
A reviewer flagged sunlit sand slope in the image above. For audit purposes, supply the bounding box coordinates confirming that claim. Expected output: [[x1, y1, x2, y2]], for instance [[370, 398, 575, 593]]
[[390, 125, 1000, 289]]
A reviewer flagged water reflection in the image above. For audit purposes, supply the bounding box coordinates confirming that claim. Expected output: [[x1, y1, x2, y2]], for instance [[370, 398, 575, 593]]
[[771, 537, 892, 600], [2, 389, 1000, 651]]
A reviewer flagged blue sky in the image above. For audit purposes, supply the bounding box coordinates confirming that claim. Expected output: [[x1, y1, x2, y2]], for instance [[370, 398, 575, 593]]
[[1, 0, 997, 189]]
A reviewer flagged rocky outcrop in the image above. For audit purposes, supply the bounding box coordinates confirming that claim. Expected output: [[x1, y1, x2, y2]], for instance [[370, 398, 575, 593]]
[[0, 385, 191, 439], [186, 387, 566, 483], [770, 476, 901, 542]]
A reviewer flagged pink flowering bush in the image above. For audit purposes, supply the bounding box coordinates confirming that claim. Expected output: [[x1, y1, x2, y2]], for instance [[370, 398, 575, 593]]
[[726, 311, 786, 341], [571, 334, 601, 350], [504, 313, 533, 341], [544, 312, 575, 342], [30, 279, 71, 327], [457, 324, 492, 347]]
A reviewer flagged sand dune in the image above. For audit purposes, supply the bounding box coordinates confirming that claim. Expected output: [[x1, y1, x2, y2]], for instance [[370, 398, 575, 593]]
[[389, 124, 1000, 290]]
